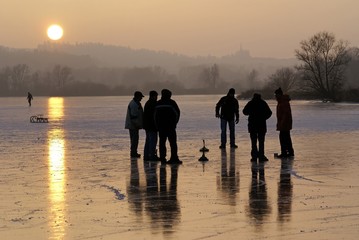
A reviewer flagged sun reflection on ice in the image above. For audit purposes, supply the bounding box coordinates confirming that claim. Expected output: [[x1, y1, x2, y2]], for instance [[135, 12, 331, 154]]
[[48, 97, 67, 239]]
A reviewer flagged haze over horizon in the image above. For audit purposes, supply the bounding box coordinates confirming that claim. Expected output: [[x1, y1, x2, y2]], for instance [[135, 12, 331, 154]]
[[1, 0, 359, 59]]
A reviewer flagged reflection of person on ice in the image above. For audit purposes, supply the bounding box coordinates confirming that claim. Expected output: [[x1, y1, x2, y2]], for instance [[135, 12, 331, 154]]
[[27, 92, 33, 106]]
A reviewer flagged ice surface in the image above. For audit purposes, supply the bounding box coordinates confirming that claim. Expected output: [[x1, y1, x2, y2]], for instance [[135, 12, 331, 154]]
[[1, 95, 359, 239]]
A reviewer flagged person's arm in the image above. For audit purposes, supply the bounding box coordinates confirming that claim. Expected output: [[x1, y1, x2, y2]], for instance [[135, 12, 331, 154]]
[[215, 97, 223, 117], [235, 100, 239, 124]]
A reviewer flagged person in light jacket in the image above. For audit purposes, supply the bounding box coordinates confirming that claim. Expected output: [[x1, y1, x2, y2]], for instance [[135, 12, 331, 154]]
[[125, 91, 144, 158]]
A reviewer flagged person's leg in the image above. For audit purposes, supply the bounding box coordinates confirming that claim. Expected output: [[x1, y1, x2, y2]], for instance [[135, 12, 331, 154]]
[[148, 130, 158, 160], [258, 132, 267, 160], [144, 130, 150, 160], [250, 132, 258, 159], [129, 129, 139, 156], [279, 131, 287, 157], [158, 130, 167, 161], [282, 131, 294, 156], [229, 120, 236, 147], [220, 119, 227, 147], [168, 128, 179, 160], [287, 131, 294, 156]]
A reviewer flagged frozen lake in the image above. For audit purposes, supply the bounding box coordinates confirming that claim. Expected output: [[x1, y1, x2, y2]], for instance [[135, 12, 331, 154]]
[[1, 95, 359, 239]]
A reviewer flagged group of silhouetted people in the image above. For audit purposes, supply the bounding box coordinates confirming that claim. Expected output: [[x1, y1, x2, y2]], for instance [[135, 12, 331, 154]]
[[125, 89, 182, 164], [126, 87, 294, 164]]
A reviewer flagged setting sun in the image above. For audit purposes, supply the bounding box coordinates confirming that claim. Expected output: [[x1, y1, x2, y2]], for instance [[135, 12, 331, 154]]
[[47, 24, 63, 41]]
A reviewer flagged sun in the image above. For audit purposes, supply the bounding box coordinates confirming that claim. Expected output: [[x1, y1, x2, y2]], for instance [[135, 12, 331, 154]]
[[47, 24, 64, 41]]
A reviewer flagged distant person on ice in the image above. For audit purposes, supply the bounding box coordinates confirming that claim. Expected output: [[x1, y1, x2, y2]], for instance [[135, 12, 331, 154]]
[[125, 91, 144, 158], [275, 87, 294, 158], [27, 92, 33, 106], [154, 89, 182, 164], [143, 90, 159, 161], [242, 93, 272, 162], [215, 88, 239, 149]]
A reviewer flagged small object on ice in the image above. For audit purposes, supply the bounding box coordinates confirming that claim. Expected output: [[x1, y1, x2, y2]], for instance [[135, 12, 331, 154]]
[[199, 139, 209, 152], [198, 152, 208, 162], [30, 115, 48, 123]]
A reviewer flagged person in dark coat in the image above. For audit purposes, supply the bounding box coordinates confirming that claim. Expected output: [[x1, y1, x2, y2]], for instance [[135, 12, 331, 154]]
[[154, 89, 182, 164], [143, 90, 159, 161], [215, 88, 240, 149], [275, 88, 294, 158], [27, 92, 33, 106], [242, 93, 272, 162]]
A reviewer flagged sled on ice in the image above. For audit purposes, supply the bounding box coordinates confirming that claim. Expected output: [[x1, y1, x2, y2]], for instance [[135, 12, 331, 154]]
[[30, 115, 48, 123]]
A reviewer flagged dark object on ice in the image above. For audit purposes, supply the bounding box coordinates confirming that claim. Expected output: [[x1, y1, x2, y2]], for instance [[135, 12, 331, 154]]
[[199, 139, 209, 152], [198, 152, 208, 162], [30, 115, 48, 123]]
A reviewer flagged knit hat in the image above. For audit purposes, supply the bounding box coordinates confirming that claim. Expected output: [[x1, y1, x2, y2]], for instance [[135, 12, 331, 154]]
[[275, 88, 283, 96]]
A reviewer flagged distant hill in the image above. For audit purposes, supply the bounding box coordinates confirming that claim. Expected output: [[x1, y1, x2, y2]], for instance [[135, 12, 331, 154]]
[[0, 42, 297, 73]]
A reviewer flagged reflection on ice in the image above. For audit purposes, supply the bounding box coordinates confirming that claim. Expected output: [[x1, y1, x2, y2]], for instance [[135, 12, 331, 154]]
[[48, 97, 66, 239], [217, 149, 240, 206], [247, 162, 271, 226], [277, 159, 293, 223], [1, 97, 359, 239], [127, 160, 181, 236]]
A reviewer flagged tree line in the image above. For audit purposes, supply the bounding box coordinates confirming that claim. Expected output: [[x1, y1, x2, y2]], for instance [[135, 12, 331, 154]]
[[1, 31, 358, 101]]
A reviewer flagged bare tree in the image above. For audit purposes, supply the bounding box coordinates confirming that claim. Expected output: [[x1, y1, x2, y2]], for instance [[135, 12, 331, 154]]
[[295, 31, 352, 101], [10, 64, 30, 90], [210, 63, 219, 89], [247, 69, 259, 89], [266, 67, 298, 93], [52, 65, 72, 89]]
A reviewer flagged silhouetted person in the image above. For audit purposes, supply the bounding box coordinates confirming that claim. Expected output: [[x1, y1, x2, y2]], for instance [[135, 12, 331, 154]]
[[143, 90, 159, 161], [125, 91, 144, 158], [215, 88, 239, 149], [275, 88, 294, 158], [154, 89, 181, 164], [27, 92, 33, 106], [242, 93, 272, 162]]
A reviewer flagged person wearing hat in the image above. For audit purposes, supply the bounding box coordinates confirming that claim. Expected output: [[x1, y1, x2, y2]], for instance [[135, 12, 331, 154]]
[[215, 88, 240, 149], [125, 91, 144, 158], [242, 93, 272, 162], [143, 90, 159, 161], [275, 87, 294, 158]]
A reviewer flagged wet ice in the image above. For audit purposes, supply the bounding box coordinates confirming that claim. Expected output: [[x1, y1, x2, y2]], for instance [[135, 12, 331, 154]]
[[1, 96, 359, 239]]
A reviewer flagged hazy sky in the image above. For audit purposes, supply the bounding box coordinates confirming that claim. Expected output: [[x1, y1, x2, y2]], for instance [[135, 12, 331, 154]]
[[1, 0, 359, 58]]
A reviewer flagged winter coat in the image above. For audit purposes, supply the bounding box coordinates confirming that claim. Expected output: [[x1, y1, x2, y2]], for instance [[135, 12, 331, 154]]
[[242, 95, 272, 133], [125, 99, 144, 130], [154, 97, 180, 130], [215, 95, 239, 121], [143, 99, 157, 131], [276, 94, 292, 131]]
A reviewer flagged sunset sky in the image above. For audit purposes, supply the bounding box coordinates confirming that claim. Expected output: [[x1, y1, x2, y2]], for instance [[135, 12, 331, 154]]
[[1, 0, 358, 58]]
